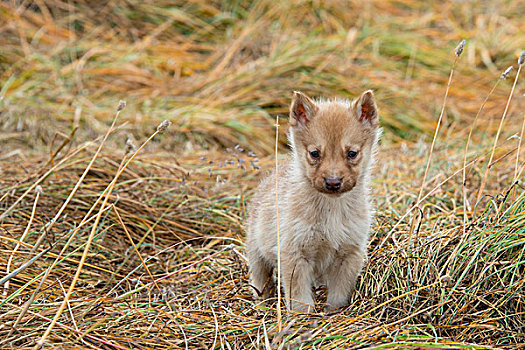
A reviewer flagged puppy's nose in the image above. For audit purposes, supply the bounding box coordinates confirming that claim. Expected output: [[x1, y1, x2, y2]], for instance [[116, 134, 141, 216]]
[[324, 177, 342, 191]]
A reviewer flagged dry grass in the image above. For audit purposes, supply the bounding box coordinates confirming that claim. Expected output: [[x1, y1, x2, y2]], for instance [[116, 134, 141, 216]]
[[1, 0, 525, 349]]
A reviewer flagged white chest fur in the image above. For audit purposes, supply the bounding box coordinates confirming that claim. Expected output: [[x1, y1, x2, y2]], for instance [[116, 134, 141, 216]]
[[282, 186, 370, 253]]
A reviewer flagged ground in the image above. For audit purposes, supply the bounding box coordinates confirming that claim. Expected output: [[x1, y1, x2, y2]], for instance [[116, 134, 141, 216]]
[[1, 1, 524, 349]]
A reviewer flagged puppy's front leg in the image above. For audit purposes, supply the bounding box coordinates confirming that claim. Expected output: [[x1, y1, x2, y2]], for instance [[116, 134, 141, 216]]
[[281, 254, 314, 313], [325, 249, 365, 312]]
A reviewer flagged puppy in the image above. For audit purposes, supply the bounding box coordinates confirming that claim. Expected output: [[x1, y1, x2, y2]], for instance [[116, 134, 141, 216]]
[[246, 90, 380, 312]]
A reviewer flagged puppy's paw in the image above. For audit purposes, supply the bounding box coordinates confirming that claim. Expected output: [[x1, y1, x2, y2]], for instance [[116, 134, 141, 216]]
[[290, 301, 315, 314]]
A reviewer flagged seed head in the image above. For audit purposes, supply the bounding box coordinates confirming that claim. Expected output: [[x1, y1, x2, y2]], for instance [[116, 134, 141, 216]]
[[501, 66, 513, 79], [440, 274, 453, 286], [519, 50, 525, 65], [125, 137, 137, 154], [455, 39, 466, 57], [117, 100, 126, 111], [157, 120, 171, 132]]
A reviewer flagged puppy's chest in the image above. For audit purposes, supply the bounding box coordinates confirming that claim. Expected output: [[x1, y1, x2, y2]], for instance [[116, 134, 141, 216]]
[[290, 204, 363, 250], [296, 217, 360, 273], [309, 219, 355, 249]]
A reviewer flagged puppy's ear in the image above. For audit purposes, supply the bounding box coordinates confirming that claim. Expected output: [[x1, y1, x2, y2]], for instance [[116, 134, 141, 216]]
[[290, 91, 318, 127], [353, 90, 379, 127]]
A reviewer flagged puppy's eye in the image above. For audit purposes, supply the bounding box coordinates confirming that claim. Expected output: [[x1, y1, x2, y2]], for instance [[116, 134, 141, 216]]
[[347, 150, 358, 159], [310, 150, 320, 159]]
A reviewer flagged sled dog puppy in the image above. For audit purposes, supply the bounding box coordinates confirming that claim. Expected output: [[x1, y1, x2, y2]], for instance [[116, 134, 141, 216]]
[[246, 90, 380, 312]]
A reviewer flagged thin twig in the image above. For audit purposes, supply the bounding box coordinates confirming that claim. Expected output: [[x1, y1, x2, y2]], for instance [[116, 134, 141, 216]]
[[113, 204, 162, 292], [516, 113, 525, 181], [478, 64, 522, 202], [457, 78, 501, 268], [515, 57, 525, 181], [274, 115, 282, 331], [462, 79, 500, 212], [412, 43, 463, 236], [0, 246, 53, 286], [3, 186, 41, 296]]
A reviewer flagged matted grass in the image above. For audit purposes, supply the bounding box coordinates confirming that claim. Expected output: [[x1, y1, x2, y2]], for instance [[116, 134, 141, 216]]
[[1, 0, 525, 349]]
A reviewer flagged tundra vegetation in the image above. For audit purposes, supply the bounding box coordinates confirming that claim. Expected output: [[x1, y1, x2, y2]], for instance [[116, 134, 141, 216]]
[[0, 0, 524, 349]]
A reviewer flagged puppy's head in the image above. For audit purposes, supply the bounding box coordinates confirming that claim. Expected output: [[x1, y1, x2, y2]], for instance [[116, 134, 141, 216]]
[[289, 90, 379, 196]]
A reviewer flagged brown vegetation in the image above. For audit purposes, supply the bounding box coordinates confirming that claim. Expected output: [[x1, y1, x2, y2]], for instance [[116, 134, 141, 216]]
[[1, 0, 525, 348]]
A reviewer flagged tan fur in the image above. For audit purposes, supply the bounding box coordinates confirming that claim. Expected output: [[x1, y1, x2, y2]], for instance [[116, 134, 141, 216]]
[[246, 90, 380, 313]]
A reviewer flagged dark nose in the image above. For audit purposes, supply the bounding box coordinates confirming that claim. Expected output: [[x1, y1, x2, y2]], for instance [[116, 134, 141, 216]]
[[324, 177, 342, 191]]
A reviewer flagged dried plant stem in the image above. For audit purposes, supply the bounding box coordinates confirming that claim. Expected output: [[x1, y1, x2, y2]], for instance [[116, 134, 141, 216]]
[[416, 57, 458, 204], [56, 278, 90, 348], [274, 115, 282, 332], [515, 63, 525, 181], [411, 56, 459, 236], [516, 111, 525, 181], [23, 107, 122, 258], [45, 125, 78, 168], [42, 111, 121, 232], [3, 188, 41, 296], [0, 245, 53, 286], [35, 127, 165, 349], [462, 80, 500, 228], [478, 64, 522, 202], [113, 204, 161, 292]]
